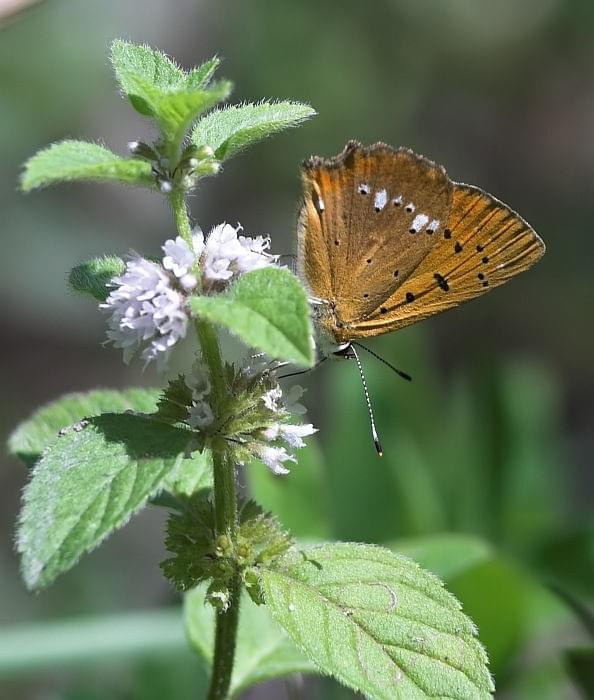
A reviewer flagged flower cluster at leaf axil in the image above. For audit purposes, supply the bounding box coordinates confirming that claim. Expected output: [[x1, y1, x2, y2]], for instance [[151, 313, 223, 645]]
[[161, 496, 294, 608], [157, 357, 317, 475], [101, 223, 278, 368]]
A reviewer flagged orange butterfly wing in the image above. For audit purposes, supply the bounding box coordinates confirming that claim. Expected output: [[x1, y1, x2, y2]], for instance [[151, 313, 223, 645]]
[[297, 143, 545, 343]]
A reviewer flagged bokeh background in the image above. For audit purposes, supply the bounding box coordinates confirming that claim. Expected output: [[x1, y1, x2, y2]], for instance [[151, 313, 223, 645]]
[[1, 0, 593, 698]]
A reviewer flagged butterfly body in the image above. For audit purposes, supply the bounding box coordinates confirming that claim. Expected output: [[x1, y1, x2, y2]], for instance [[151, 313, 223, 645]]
[[297, 141, 545, 351]]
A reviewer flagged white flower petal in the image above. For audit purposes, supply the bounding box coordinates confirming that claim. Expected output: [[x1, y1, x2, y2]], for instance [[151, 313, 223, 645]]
[[278, 423, 317, 448], [257, 445, 296, 475], [101, 256, 188, 369]]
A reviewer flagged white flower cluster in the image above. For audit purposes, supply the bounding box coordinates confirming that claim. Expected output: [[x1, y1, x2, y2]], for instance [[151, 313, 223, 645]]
[[102, 223, 278, 368], [255, 383, 316, 475]]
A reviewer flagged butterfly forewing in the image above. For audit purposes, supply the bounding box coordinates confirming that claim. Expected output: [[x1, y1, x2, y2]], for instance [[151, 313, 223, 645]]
[[298, 142, 453, 321], [351, 185, 545, 337], [297, 142, 545, 343]]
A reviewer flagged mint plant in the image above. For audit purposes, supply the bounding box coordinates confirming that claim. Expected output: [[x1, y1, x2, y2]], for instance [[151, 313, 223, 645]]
[[10, 41, 494, 699]]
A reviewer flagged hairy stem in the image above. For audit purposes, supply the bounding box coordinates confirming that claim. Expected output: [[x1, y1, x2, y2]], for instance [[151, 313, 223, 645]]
[[169, 190, 193, 244], [207, 573, 241, 700], [171, 191, 240, 700]]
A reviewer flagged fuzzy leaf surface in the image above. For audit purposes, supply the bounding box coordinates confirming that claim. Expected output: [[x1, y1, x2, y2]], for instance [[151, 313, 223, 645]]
[[128, 76, 232, 145], [17, 413, 197, 589], [190, 267, 313, 367], [8, 388, 161, 468], [69, 256, 126, 301], [184, 56, 220, 91], [192, 101, 316, 161], [21, 141, 153, 191], [185, 586, 316, 697], [110, 39, 185, 109], [260, 543, 493, 699]]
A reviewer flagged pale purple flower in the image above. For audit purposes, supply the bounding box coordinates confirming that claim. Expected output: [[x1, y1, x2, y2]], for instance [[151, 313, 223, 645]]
[[102, 256, 188, 369], [262, 422, 317, 449], [162, 233, 204, 290], [102, 223, 280, 369], [201, 223, 278, 286], [262, 386, 283, 412], [257, 445, 297, 475]]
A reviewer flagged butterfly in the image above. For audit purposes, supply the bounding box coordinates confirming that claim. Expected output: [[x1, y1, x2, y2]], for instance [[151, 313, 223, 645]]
[[296, 141, 545, 452]]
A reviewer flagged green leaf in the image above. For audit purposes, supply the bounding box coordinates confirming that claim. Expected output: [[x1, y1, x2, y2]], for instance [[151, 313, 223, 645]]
[[163, 448, 213, 497], [0, 607, 186, 675], [190, 267, 314, 367], [17, 412, 197, 589], [69, 256, 126, 301], [185, 586, 316, 697], [184, 56, 221, 91], [8, 388, 161, 468], [260, 543, 493, 699], [192, 101, 316, 161], [392, 534, 494, 582], [21, 141, 154, 191], [128, 76, 232, 146], [110, 39, 185, 104]]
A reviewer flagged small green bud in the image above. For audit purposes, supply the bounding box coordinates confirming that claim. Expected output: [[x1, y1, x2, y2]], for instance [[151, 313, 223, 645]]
[[243, 567, 265, 605], [197, 160, 221, 176], [127, 141, 158, 161], [195, 144, 215, 160], [215, 534, 233, 557], [206, 582, 231, 612]]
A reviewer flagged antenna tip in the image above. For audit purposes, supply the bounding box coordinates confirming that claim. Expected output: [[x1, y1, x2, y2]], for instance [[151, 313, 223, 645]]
[[374, 439, 383, 457]]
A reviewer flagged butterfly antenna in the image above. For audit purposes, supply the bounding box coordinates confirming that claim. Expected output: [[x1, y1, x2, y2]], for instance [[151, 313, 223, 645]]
[[349, 344, 383, 457], [352, 342, 412, 382]]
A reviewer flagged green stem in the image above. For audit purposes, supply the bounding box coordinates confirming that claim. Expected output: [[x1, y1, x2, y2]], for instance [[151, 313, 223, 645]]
[[170, 189, 240, 700], [207, 573, 241, 700], [169, 190, 193, 244]]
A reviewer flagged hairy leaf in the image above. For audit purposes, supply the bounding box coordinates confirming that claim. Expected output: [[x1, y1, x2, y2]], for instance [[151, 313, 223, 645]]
[[21, 141, 153, 191], [185, 586, 316, 697], [110, 39, 185, 104], [8, 388, 161, 468], [184, 56, 221, 91], [17, 413, 197, 589], [126, 75, 232, 145], [260, 543, 493, 699], [69, 256, 126, 301], [190, 267, 313, 367], [192, 101, 316, 161]]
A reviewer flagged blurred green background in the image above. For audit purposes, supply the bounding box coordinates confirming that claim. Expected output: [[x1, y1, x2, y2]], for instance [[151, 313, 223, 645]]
[[1, 0, 593, 698]]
